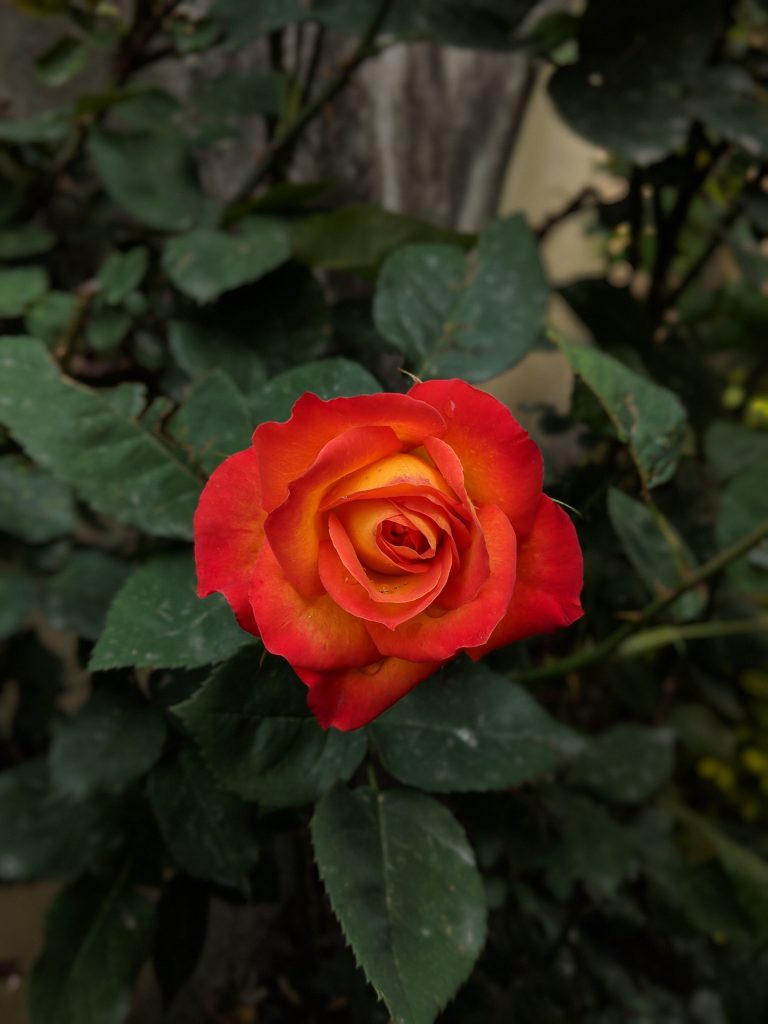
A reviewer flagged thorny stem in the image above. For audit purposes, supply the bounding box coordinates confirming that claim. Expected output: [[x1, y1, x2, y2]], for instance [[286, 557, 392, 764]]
[[516, 518, 768, 683], [224, 0, 394, 219]]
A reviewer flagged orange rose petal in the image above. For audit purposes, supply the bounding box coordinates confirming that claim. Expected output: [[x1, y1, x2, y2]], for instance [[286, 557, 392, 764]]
[[395, 495, 471, 551], [249, 541, 380, 670], [322, 451, 455, 508], [437, 516, 490, 609], [366, 504, 517, 662], [409, 379, 544, 536], [318, 537, 453, 627], [265, 425, 402, 598], [467, 495, 583, 659], [327, 513, 445, 604], [300, 658, 443, 731], [194, 447, 265, 635], [333, 499, 432, 575], [418, 435, 491, 607], [253, 392, 446, 512]]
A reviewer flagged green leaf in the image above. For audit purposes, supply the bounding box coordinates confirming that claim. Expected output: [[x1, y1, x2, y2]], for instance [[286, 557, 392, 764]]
[[0, 453, 76, 543], [192, 68, 287, 119], [99, 380, 147, 418], [311, 0, 538, 48], [168, 265, 328, 382], [28, 874, 155, 1024], [566, 724, 675, 805], [648, 843, 753, 943], [250, 358, 380, 423], [88, 127, 214, 231], [607, 488, 705, 621], [0, 337, 199, 539], [558, 338, 687, 489], [149, 745, 260, 888], [89, 552, 247, 672], [210, 0, 308, 45], [0, 569, 36, 640], [705, 421, 768, 481], [168, 318, 267, 393], [0, 224, 55, 259], [42, 550, 130, 640], [675, 805, 768, 941], [374, 214, 548, 382], [162, 218, 290, 303], [544, 793, 636, 898], [293, 203, 468, 272], [548, 0, 722, 164], [50, 687, 166, 799], [174, 648, 367, 807], [716, 459, 768, 593], [0, 760, 123, 881], [97, 247, 149, 305], [110, 89, 182, 133], [312, 785, 486, 1024], [171, 15, 221, 54], [168, 370, 251, 474], [0, 266, 49, 317], [85, 306, 132, 350], [36, 37, 89, 86], [690, 66, 768, 158], [0, 108, 72, 144], [25, 291, 77, 348], [371, 660, 582, 792]]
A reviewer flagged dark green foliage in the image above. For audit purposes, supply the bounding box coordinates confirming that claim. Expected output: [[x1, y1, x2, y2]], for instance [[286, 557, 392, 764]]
[[374, 215, 548, 380], [173, 647, 367, 807], [312, 785, 487, 1024], [1, 1, 768, 1021], [370, 660, 582, 791], [27, 874, 155, 1024]]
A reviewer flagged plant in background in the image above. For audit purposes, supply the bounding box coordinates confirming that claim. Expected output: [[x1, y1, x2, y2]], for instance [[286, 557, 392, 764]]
[[1, 1, 768, 1023]]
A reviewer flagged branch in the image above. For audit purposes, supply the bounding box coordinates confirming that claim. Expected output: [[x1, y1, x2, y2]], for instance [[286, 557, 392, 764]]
[[114, 0, 183, 85], [663, 163, 768, 311], [646, 132, 728, 313], [224, 0, 394, 220], [536, 187, 598, 242], [516, 518, 768, 683], [618, 615, 768, 658], [301, 23, 327, 105]]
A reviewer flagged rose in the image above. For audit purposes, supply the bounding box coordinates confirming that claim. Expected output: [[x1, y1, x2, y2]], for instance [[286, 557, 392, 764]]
[[194, 379, 583, 730]]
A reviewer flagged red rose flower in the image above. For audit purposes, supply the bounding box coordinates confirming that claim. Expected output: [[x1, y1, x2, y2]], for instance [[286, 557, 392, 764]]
[[194, 379, 583, 730]]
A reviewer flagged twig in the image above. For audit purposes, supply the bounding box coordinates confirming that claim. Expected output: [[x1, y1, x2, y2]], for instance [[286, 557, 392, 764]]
[[662, 162, 768, 311], [224, 0, 394, 219], [515, 518, 768, 683], [301, 23, 327, 105], [662, 203, 741, 311], [537, 186, 598, 242], [618, 615, 768, 658], [114, 0, 183, 85], [54, 279, 99, 368], [647, 131, 728, 313], [265, 28, 285, 142]]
